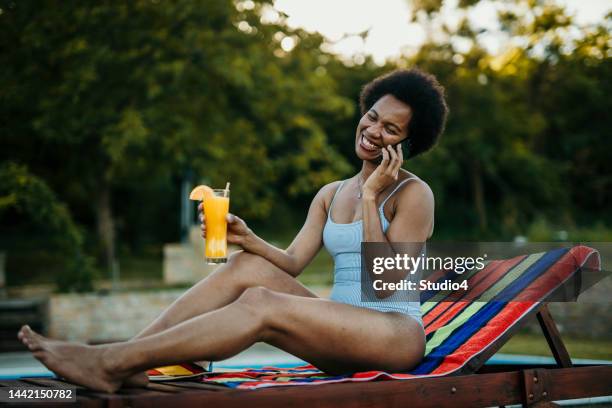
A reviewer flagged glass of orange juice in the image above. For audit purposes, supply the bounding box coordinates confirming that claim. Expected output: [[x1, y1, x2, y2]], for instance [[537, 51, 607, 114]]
[[203, 189, 230, 264]]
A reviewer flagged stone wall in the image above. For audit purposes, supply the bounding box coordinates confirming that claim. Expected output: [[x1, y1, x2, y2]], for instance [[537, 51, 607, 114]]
[[48, 286, 331, 342], [163, 227, 239, 284], [49, 290, 185, 341]]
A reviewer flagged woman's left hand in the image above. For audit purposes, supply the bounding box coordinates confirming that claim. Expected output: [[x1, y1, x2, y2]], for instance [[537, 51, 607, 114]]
[[362, 143, 403, 199]]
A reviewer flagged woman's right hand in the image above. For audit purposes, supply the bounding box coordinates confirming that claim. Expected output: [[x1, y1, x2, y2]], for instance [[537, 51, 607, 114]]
[[198, 203, 253, 248]]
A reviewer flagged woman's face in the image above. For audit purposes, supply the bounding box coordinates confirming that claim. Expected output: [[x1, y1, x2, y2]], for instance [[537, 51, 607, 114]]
[[355, 94, 412, 162]]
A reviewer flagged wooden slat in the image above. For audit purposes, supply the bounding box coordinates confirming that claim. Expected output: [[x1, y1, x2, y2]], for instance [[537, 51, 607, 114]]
[[115, 386, 172, 396], [478, 364, 558, 373], [10, 366, 610, 407], [478, 362, 599, 374], [21, 377, 84, 390], [75, 388, 126, 408], [144, 382, 196, 393], [99, 371, 527, 408], [536, 305, 572, 368], [545, 366, 612, 401], [73, 395, 104, 408], [165, 380, 230, 392]]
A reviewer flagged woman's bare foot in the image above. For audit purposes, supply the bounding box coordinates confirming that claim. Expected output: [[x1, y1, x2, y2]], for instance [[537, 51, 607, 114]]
[[17, 325, 128, 393], [123, 372, 149, 388]]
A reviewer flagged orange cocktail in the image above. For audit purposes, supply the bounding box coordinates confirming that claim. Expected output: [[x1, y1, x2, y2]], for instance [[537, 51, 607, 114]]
[[203, 189, 230, 264]]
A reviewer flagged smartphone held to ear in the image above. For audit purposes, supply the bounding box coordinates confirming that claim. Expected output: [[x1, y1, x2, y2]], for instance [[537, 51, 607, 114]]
[[373, 142, 409, 165]]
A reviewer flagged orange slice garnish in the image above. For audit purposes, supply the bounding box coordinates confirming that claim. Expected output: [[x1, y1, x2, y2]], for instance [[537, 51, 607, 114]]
[[189, 185, 214, 201]]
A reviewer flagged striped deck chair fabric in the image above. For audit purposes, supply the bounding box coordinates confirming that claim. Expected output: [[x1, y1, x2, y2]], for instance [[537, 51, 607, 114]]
[[187, 245, 600, 389], [414, 245, 598, 375]]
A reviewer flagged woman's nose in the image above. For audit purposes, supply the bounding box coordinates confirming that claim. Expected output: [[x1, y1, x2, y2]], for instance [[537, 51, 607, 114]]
[[366, 123, 383, 139]]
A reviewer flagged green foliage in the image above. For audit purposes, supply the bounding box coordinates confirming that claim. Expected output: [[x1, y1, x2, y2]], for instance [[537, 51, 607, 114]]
[[0, 163, 96, 291], [0, 0, 609, 288], [395, 1, 610, 238]]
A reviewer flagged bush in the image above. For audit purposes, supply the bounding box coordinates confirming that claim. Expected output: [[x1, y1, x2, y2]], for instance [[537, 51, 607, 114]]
[[0, 162, 96, 292]]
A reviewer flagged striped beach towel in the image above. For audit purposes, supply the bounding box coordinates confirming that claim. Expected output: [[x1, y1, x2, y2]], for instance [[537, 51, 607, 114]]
[[197, 245, 600, 389], [147, 361, 212, 381]]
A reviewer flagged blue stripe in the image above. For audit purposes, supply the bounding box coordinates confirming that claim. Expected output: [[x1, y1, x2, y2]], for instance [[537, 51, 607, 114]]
[[495, 248, 568, 302]]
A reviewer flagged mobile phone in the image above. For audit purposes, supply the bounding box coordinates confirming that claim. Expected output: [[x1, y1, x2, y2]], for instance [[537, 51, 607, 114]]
[[373, 142, 409, 165]]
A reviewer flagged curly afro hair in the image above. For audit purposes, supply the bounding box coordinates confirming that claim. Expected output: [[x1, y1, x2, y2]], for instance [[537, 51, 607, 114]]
[[359, 69, 448, 159]]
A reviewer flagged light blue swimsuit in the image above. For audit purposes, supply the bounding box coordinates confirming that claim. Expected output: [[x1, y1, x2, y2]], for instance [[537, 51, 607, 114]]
[[323, 179, 423, 326]]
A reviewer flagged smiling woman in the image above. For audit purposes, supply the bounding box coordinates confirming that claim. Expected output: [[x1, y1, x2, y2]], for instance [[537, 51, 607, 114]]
[[357, 69, 447, 162], [18, 69, 449, 393]]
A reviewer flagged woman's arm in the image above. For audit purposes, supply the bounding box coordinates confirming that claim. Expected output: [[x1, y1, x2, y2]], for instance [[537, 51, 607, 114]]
[[239, 182, 338, 277], [362, 144, 434, 297]]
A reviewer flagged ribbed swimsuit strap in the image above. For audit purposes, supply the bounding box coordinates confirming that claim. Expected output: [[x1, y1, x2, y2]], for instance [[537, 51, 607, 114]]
[[327, 180, 346, 217], [379, 177, 417, 210]]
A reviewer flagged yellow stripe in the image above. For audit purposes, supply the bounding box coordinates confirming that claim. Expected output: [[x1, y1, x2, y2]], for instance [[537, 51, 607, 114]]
[[152, 365, 196, 376]]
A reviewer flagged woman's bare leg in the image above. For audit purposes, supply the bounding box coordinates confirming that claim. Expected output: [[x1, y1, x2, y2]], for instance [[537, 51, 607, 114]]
[[18, 287, 424, 393], [133, 251, 317, 340], [123, 251, 316, 387]]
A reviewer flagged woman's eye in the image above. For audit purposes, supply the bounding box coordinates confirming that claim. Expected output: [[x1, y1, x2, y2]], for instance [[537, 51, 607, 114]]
[[367, 113, 376, 120], [385, 126, 396, 135]]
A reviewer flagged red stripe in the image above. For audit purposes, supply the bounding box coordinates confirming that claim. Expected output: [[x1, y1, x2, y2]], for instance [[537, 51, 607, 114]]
[[430, 301, 536, 375], [424, 256, 526, 331], [514, 246, 599, 302]]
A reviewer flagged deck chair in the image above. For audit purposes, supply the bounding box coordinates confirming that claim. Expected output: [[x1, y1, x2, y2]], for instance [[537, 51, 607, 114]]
[[14, 245, 611, 407], [173, 245, 611, 405]]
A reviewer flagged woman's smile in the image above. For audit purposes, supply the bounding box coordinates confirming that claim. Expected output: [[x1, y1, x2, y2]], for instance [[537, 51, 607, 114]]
[[359, 134, 382, 153]]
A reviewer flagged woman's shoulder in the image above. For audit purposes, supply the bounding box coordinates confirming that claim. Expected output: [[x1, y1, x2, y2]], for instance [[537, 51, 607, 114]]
[[395, 170, 434, 207], [315, 180, 346, 211], [319, 179, 344, 198]]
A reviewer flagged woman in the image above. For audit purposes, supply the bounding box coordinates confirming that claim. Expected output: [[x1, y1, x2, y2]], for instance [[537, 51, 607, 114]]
[[18, 69, 448, 393]]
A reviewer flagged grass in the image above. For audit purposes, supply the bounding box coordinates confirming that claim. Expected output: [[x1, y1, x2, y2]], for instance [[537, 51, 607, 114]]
[[298, 250, 335, 286], [499, 331, 612, 360], [117, 255, 163, 281]]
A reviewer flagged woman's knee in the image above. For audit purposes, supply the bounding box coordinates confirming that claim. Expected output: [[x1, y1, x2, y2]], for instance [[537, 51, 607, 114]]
[[226, 250, 266, 270], [236, 286, 276, 308], [234, 286, 280, 339], [222, 251, 286, 288]]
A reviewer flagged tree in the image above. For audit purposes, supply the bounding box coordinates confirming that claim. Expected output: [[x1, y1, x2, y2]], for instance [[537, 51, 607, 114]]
[[0, 0, 355, 280]]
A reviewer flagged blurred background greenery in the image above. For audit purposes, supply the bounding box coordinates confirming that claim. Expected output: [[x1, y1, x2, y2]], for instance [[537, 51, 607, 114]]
[[0, 0, 610, 293]]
